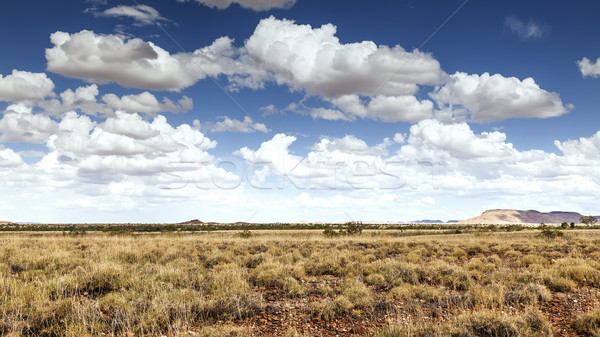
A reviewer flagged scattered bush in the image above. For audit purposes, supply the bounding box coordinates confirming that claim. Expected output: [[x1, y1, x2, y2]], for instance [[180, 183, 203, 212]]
[[238, 230, 252, 238], [322, 228, 340, 237], [345, 221, 364, 235], [539, 228, 564, 240]]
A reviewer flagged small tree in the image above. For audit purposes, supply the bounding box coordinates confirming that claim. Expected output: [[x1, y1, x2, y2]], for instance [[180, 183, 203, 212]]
[[580, 216, 598, 226], [345, 221, 364, 235], [561, 222, 569, 229]]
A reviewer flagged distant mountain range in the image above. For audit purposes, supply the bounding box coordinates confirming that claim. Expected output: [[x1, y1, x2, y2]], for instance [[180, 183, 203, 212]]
[[411, 219, 444, 224], [459, 209, 591, 224]]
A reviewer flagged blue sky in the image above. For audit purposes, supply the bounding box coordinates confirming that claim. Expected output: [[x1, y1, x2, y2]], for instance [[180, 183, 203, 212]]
[[1, 0, 600, 223]]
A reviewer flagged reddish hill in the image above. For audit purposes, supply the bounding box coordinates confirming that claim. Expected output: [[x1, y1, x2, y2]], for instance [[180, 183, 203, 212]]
[[460, 209, 583, 224]]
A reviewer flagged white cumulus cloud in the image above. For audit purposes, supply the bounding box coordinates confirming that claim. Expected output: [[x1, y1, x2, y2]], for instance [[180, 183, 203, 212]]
[[0, 104, 58, 143], [239, 17, 442, 122], [0, 147, 24, 167], [577, 57, 600, 78], [244, 16, 442, 98], [39, 84, 111, 117], [45, 31, 241, 91], [49, 111, 215, 157], [555, 131, 600, 158], [0, 70, 54, 102], [430, 72, 572, 122]]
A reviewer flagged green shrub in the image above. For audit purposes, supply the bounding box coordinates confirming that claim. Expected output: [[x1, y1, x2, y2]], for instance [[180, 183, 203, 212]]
[[345, 221, 364, 235], [323, 228, 340, 237], [539, 229, 564, 240]]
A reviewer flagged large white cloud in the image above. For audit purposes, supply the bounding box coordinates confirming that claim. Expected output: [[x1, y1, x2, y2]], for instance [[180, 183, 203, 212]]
[[235, 17, 445, 122], [577, 57, 600, 78], [244, 16, 442, 98], [49, 111, 215, 157], [0, 108, 242, 222], [13, 110, 244, 198], [0, 70, 54, 102], [177, 0, 296, 11], [237, 133, 400, 189], [235, 121, 600, 200], [430, 72, 572, 122], [45, 31, 241, 91], [0, 104, 58, 143]]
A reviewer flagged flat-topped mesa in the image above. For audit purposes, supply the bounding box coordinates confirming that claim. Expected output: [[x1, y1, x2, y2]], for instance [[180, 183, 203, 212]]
[[459, 209, 583, 224]]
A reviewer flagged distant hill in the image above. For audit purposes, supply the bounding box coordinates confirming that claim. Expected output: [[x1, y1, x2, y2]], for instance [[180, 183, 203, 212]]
[[178, 219, 204, 225], [411, 220, 444, 224], [460, 209, 584, 224], [0, 220, 13, 224]]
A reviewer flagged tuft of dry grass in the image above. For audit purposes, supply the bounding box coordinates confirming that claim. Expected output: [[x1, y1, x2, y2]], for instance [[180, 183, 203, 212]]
[[571, 309, 600, 336], [372, 309, 552, 337]]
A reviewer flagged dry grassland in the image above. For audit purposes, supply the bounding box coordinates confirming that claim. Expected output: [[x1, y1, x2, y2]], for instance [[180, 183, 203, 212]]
[[1, 229, 600, 336]]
